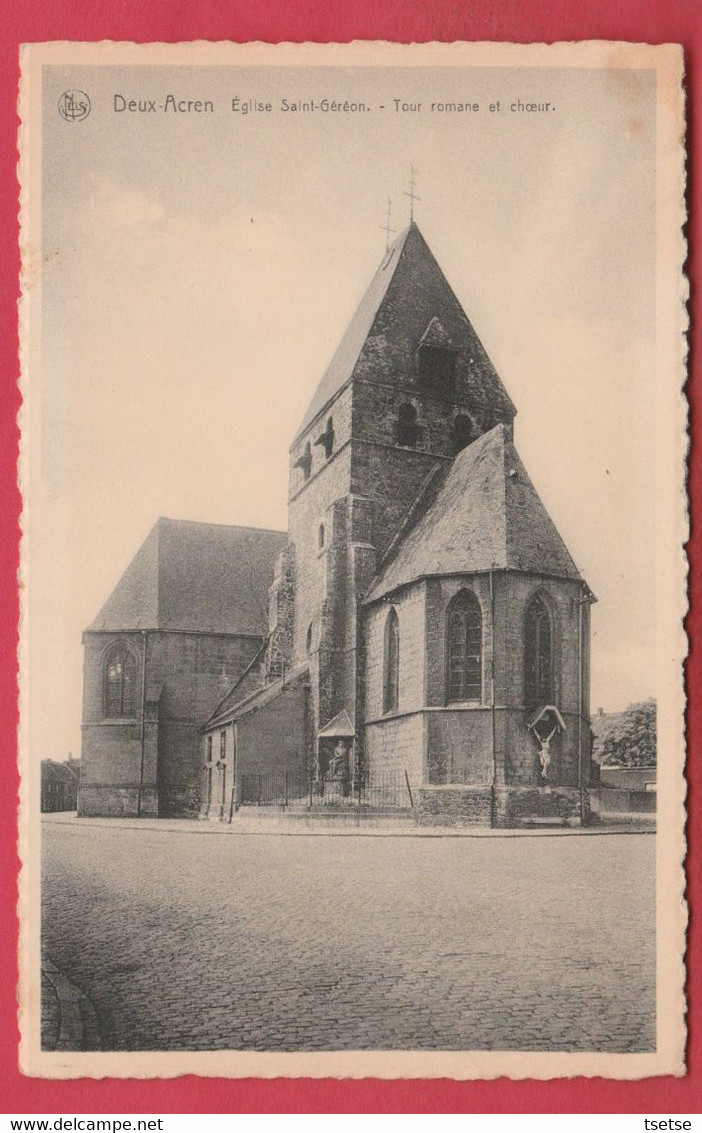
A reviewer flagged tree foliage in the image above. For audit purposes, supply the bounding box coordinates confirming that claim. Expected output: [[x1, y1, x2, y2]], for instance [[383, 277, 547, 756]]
[[600, 698, 657, 767]]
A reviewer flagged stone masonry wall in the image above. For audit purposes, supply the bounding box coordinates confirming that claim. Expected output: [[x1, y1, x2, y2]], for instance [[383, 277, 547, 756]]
[[417, 786, 493, 827], [491, 571, 590, 789], [287, 445, 353, 671], [234, 685, 309, 800], [363, 582, 425, 720], [80, 630, 261, 818], [364, 713, 424, 789]]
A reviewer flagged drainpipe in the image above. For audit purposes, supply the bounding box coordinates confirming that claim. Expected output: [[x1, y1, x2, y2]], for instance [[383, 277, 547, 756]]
[[232, 723, 240, 815], [577, 586, 585, 824], [138, 629, 147, 817], [489, 570, 497, 804]]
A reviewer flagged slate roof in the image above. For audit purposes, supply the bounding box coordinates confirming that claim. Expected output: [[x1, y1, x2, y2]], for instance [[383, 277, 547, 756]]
[[293, 226, 413, 441], [365, 424, 583, 602], [87, 518, 286, 636], [293, 222, 515, 442], [206, 663, 310, 729]]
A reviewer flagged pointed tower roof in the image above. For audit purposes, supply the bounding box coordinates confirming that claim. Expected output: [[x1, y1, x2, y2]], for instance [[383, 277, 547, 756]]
[[293, 222, 515, 441], [365, 425, 583, 603], [87, 518, 286, 635]]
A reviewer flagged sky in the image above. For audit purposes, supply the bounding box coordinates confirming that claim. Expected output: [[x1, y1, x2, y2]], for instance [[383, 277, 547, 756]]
[[34, 61, 657, 759]]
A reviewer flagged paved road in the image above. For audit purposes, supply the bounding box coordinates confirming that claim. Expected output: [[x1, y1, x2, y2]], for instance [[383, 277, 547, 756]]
[[41, 822, 655, 1052]]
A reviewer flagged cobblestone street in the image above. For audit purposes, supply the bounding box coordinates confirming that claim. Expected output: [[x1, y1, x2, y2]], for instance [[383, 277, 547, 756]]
[[41, 820, 655, 1052]]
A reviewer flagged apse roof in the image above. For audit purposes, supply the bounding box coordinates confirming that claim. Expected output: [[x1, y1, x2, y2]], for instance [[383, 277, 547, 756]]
[[365, 424, 583, 602]]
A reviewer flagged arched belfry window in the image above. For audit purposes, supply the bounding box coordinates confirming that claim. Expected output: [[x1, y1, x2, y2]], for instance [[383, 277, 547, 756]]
[[446, 591, 483, 702], [395, 403, 420, 448], [452, 414, 474, 454], [314, 416, 335, 459], [294, 441, 312, 482], [417, 318, 456, 394], [383, 607, 400, 715], [524, 593, 554, 710], [103, 644, 137, 718]]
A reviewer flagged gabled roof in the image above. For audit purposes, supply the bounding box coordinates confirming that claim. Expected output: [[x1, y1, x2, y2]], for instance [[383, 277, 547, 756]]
[[365, 425, 582, 602], [87, 518, 286, 636], [206, 663, 310, 729], [41, 760, 81, 784], [318, 710, 356, 739], [293, 222, 515, 441], [418, 316, 453, 349]]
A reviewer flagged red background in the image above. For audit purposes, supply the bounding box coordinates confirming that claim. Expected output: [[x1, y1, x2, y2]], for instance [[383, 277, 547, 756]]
[[1, 0, 699, 1114]]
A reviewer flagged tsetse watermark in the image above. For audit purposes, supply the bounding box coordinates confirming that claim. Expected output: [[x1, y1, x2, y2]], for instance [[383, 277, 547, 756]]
[[643, 1123, 693, 1130]]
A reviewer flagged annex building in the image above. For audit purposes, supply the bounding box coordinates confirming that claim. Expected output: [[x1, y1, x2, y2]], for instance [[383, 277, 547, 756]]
[[79, 222, 595, 827]]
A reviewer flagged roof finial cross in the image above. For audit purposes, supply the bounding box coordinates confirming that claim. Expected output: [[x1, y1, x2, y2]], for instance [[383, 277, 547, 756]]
[[404, 164, 420, 222], [380, 196, 396, 251]]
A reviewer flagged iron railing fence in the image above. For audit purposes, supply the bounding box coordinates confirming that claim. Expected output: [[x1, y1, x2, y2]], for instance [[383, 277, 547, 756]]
[[239, 771, 310, 808], [238, 767, 413, 810]]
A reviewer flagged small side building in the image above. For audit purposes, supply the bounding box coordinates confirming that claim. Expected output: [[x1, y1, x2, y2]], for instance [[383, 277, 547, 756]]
[[79, 518, 286, 818], [41, 759, 81, 813]]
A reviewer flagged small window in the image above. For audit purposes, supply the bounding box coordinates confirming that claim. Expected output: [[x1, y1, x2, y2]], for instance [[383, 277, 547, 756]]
[[318, 523, 325, 549], [103, 644, 137, 718], [306, 623, 314, 655], [446, 591, 483, 703], [452, 414, 474, 454], [220, 730, 227, 761], [395, 403, 420, 448], [383, 608, 400, 715], [268, 641, 285, 681], [294, 441, 312, 482], [418, 344, 456, 391], [206, 735, 213, 762]]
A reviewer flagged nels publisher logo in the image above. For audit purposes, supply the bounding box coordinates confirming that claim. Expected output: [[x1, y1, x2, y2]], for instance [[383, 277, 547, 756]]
[[58, 90, 91, 123]]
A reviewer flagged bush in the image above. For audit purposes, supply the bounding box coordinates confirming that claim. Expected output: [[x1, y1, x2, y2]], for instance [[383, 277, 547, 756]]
[[601, 699, 656, 767]]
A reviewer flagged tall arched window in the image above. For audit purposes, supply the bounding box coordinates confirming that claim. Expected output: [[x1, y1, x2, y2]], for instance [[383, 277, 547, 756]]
[[524, 593, 553, 710], [103, 644, 137, 718], [383, 607, 400, 714], [446, 591, 483, 702]]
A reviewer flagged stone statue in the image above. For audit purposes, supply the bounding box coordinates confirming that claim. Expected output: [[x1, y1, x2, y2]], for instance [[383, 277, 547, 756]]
[[536, 721, 559, 783]]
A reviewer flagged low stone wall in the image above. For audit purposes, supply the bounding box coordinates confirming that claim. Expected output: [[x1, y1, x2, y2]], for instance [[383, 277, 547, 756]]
[[493, 785, 585, 827], [417, 785, 493, 827], [417, 783, 589, 828], [592, 787, 656, 814], [77, 785, 158, 818]]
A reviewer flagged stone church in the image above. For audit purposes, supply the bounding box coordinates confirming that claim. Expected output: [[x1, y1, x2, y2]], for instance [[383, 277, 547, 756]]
[[79, 221, 595, 827]]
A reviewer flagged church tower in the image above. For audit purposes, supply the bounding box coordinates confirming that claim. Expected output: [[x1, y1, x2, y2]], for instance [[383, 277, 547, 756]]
[[206, 219, 594, 827], [279, 222, 516, 780]]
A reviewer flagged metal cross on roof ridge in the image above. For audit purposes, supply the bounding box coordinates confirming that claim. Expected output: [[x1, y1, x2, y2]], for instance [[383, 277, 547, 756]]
[[404, 164, 420, 222], [380, 196, 396, 251]]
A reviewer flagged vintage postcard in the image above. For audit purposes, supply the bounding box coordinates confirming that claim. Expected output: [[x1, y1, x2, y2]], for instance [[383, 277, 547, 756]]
[[18, 40, 687, 1080]]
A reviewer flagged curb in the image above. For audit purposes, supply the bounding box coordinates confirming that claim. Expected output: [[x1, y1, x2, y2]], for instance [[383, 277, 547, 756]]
[[42, 959, 101, 1052], [43, 813, 656, 839]]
